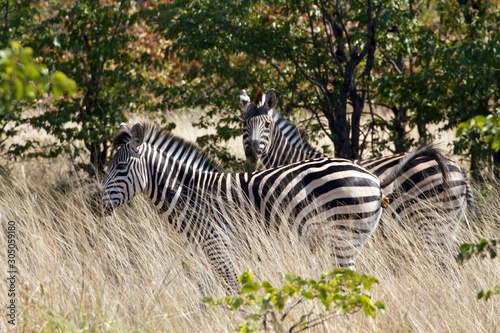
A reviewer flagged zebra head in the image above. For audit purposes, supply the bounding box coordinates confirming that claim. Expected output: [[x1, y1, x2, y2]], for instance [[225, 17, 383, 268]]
[[101, 123, 147, 214], [241, 89, 278, 167]]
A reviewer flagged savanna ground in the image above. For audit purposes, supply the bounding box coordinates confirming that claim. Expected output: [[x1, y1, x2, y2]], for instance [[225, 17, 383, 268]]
[[0, 110, 499, 332]]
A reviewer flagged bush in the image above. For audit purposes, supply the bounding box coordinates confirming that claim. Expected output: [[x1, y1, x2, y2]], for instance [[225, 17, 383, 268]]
[[203, 269, 384, 332], [0, 41, 76, 152]]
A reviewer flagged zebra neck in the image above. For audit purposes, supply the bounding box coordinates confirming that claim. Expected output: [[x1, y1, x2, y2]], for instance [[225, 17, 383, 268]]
[[273, 113, 324, 158], [141, 145, 201, 210], [264, 122, 324, 168], [143, 150, 251, 216]]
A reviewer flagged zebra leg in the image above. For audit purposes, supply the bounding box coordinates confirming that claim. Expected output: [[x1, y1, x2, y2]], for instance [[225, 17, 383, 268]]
[[326, 232, 360, 271], [201, 233, 240, 294], [304, 220, 363, 271]]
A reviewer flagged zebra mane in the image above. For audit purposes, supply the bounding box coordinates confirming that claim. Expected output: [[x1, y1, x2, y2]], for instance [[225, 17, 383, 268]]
[[113, 126, 132, 150], [113, 123, 222, 172], [270, 109, 323, 155], [142, 124, 222, 172]]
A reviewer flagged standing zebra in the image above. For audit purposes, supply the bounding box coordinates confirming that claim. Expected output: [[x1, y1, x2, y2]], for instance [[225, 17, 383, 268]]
[[241, 89, 475, 254], [101, 123, 413, 292]]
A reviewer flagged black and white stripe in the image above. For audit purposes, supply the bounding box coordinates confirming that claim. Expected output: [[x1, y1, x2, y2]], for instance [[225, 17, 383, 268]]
[[241, 89, 475, 254], [102, 123, 386, 292]]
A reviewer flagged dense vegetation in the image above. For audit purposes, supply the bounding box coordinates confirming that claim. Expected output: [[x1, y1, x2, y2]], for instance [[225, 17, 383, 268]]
[[1, 0, 499, 177], [0, 152, 498, 332], [0, 1, 498, 330]]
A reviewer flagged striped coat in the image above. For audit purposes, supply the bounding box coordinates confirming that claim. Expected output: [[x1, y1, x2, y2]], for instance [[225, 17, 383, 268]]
[[241, 89, 475, 254], [102, 123, 387, 292]]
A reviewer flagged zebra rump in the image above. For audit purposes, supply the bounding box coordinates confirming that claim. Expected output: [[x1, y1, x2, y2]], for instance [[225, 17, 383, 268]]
[[241, 88, 475, 255]]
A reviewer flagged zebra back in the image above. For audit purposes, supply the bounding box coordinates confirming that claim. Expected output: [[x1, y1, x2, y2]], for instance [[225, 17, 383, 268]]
[[240, 89, 476, 255], [102, 123, 384, 291]]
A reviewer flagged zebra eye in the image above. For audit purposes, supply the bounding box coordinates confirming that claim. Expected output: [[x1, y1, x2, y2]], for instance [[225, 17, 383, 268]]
[[115, 161, 128, 170]]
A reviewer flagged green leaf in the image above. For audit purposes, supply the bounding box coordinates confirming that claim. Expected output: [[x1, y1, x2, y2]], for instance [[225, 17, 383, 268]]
[[239, 270, 254, 285], [51, 71, 77, 98], [14, 78, 24, 100], [474, 115, 486, 128], [261, 280, 275, 293], [24, 64, 41, 80], [362, 276, 378, 292], [201, 296, 214, 304], [375, 300, 386, 312], [301, 290, 315, 299], [228, 296, 245, 310], [492, 131, 500, 152], [241, 281, 260, 294], [272, 292, 287, 312]]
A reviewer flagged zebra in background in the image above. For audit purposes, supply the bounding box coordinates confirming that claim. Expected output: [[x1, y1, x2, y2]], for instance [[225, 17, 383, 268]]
[[240, 89, 475, 255], [101, 123, 418, 292]]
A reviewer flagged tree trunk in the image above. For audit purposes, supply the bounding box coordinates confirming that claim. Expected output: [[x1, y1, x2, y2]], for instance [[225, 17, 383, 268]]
[[350, 92, 362, 159], [492, 149, 500, 181], [470, 145, 482, 182], [1, 0, 9, 47], [392, 104, 409, 153], [332, 102, 350, 159]]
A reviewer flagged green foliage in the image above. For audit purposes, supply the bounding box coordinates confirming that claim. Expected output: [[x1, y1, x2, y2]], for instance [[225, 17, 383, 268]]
[[0, 0, 38, 48], [457, 239, 498, 263], [149, 0, 390, 161], [457, 238, 499, 300], [148, 0, 499, 169], [432, 1, 499, 174], [3, 1, 174, 174], [371, 0, 500, 159], [1, 0, 499, 174], [203, 269, 384, 332], [0, 41, 76, 149], [457, 114, 500, 152]]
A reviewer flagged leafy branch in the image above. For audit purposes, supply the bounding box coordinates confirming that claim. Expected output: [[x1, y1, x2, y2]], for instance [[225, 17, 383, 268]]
[[203, 269, 384, 332], [457, 114, 500, 152], [456, 238, 499, 300]]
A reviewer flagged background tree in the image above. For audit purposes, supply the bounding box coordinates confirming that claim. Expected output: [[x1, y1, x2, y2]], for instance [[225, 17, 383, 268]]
[[0, 41, 76, 153], [0, 0, 498, 177], [150, 0, 389, 161], [148, 0, 499, 174], [2, 0, 173, 175], [26, 0, 168, 175], [0, 0, 37, 48], [458, 114, 500, 180], [440, 0, 500, 179]]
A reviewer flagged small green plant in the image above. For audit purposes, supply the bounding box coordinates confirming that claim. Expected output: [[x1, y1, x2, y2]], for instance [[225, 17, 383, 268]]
[[203, 269, 385, 332], [457, 238, 499, 300]]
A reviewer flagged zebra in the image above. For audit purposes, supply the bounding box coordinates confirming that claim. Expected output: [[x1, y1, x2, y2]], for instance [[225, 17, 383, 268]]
[[240, 89, 475, 254], [101, 122, 416, 292]]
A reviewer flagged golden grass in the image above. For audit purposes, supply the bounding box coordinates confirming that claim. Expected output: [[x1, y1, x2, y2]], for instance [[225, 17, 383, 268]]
[[0, 155, 498, 332]]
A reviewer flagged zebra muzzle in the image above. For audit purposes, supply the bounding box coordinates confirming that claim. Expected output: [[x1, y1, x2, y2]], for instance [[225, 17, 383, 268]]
[[103, 204, 115, 216]]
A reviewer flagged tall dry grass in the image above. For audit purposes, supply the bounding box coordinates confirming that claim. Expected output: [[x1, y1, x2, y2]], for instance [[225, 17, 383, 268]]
[[0, 153, 499, 332]]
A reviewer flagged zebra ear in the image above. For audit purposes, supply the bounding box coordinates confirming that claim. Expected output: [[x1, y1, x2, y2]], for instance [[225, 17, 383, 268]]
[[254, 89, 265, 107], [130, 123, 144, 150], [265, 89, 278, 112], [113, 123, 132, 150], [239, 89, 251, 108]]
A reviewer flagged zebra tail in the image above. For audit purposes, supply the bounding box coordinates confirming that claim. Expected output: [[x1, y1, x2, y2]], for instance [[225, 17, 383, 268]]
[[380, 144, 450, 190], [465, 180, 476, 218]]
